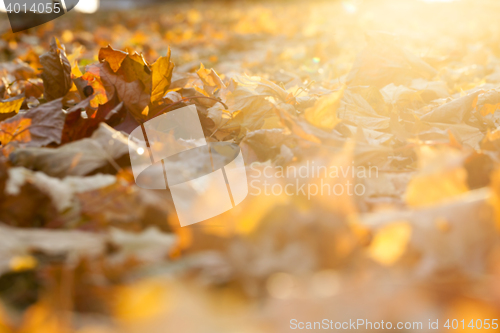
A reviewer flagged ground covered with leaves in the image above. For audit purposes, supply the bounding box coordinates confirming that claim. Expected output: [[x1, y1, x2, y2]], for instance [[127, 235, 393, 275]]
[[1, 0, 500, 332]]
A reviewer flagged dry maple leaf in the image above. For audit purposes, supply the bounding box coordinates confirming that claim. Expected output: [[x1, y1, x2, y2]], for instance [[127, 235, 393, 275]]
[[338, 90, 390, 130], [10, 123, 129, 178], [196, 63, 225, 96], [151, 48, 175, 104], [75, 70, 110, 108], [0, 98, 65, 148], [98, 45, 128, 73], [61, 95, 125, 144], [40, 38, 72, 101], [86, 61, 150, 120]]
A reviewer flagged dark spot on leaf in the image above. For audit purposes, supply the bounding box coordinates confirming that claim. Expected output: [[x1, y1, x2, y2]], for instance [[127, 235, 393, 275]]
[[83, 86, 94, 97]]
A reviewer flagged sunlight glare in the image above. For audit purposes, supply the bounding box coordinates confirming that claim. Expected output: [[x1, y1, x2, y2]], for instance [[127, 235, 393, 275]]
[[75, 0, 99, 14]]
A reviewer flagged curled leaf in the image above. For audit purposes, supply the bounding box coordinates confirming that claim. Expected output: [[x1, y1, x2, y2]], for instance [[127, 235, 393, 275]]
[[40, 38, 72, 101]]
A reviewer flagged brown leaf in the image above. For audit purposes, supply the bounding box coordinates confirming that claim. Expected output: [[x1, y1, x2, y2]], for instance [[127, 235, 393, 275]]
[[77, 170, 174, 230], [1, 166, 116, 227], [10, 123, 129, 178], [40, 38, 72, 101], [61, 94, 125, 144], [86, 61, 150, 119], [0, 162, 57, 227], [0, 98, 65, 147]]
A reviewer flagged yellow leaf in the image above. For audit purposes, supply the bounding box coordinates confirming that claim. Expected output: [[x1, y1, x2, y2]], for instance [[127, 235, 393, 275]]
[[150, 48, 175, 103], [0, 96, 24, 114], [197, 63, 225, 89], [368, 221, 412, 266], [194, 85, 210, 97], [71, 60, 83, 78], [304, 87, 344, 130]]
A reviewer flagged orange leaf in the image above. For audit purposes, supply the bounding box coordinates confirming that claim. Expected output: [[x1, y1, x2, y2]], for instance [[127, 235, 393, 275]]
[[150, 48, 175, 103], [98, 45, 128, 73], [0, 118, 31, 145]]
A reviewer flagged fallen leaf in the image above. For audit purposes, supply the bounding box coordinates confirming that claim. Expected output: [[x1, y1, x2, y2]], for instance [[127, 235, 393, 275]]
[[109, 227, 177, 262], [0, 118, 31, 146], [0, 98, 65, 147], [0, 223, 106, 275], [0, 95, 25, 122], [420, 90, 481, 124], [40, 38, 72, 101], [10, 123, 129, 177], [346, 32, 437, 88], [98, 45, 128, 73], [304, 87, 343, 130], [150, 48, 175, 103]]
